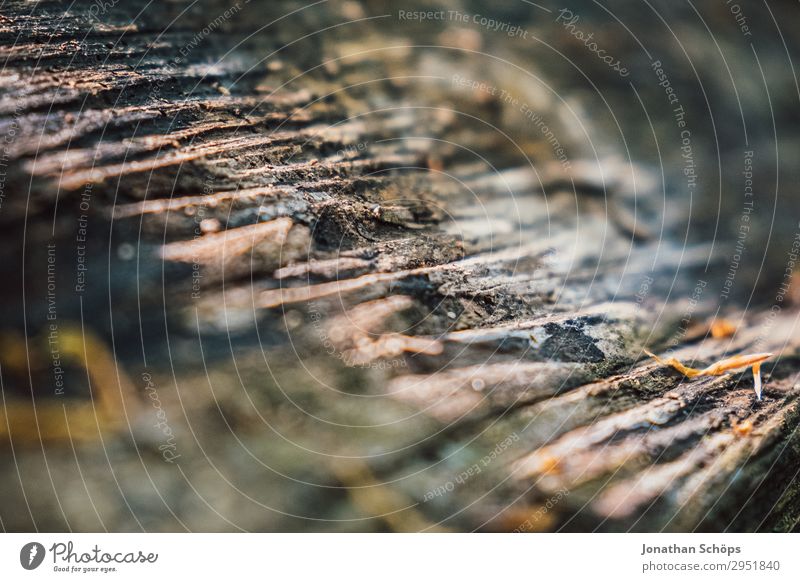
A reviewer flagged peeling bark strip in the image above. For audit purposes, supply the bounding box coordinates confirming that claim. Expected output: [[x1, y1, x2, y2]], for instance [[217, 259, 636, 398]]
[[0, 0, 799, 533]]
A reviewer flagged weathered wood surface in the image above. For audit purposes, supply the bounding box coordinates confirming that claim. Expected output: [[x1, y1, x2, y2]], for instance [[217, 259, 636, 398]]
[[1, 0, 800, 532]]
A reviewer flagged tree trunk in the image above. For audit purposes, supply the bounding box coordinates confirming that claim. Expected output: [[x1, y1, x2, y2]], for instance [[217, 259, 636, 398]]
[[1, 0, 799, 532]]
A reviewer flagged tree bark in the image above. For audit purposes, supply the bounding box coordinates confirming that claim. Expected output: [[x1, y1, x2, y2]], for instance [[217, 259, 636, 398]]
[[1, 0, 799, 532]]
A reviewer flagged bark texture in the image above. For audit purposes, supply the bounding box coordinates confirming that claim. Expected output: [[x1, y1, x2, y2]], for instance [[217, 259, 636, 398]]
[[1, 0, 799, 532]]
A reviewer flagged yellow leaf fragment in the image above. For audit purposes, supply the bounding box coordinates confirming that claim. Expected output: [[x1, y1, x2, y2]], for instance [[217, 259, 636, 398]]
[[710, 318, 737, 338], [732, 419, 753, 437]]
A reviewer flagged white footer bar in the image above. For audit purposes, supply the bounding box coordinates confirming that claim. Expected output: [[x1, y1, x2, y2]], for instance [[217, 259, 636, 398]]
[[1, 533, 796, 580]]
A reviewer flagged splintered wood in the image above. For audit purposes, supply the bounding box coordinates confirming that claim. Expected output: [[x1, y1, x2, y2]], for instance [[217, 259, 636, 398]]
[[1, 0, 799, 534]]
